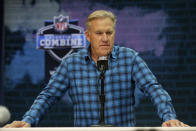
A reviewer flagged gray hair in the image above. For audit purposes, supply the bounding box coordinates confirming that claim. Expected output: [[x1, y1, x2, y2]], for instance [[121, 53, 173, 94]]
[[86, 10, 116, 30]]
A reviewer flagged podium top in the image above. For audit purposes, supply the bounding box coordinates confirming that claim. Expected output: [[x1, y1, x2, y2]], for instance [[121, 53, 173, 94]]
[[0, 127, 196, 131]]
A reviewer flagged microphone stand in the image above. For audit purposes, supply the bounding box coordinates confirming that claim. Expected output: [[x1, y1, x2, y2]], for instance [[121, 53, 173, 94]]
[[99, 70, 106, 126], [91, 56, 112, 127]]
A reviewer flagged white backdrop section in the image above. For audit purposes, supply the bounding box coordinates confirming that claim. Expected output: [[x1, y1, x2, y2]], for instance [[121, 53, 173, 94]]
[[0, 106, 11, 126]]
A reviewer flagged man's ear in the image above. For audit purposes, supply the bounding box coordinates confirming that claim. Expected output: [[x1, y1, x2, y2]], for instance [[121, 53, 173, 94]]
[[85, 30, 90, 42]]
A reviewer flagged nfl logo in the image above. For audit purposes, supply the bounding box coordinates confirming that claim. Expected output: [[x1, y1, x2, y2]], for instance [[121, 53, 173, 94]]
[[54, 15, 69, 32]]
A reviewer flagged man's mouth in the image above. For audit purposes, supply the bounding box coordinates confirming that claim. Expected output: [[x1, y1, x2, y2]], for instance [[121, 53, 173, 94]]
[[100, 44, 110, 47]]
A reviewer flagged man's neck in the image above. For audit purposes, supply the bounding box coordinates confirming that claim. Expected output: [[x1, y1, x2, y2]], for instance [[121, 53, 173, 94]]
[[91, 54, 98, 64]]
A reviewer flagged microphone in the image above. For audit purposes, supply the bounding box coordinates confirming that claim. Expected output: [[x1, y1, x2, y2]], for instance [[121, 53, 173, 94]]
[[97, 56, 108, 71], [0, 105, 11, 126]]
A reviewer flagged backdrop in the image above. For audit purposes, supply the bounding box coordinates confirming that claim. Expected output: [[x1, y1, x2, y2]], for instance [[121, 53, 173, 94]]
[[2, 0, 196, 126]]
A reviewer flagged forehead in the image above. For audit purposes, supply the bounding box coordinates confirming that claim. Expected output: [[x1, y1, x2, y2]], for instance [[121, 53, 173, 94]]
[[89, 17, 115, 30]]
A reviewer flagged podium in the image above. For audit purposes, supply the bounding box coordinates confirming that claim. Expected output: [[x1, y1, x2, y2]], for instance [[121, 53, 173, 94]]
[[0, 127, 196, 131]]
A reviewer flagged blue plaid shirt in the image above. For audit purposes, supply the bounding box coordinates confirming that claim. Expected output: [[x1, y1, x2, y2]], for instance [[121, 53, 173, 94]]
[[22, 45, 176, 126]]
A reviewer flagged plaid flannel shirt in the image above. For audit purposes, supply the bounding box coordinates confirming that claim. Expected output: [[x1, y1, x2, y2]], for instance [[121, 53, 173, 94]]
[[22, 45, 176, 126]]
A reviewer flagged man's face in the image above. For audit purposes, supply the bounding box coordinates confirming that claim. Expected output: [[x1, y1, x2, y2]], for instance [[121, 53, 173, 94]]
[[85, 17, 115, 61]]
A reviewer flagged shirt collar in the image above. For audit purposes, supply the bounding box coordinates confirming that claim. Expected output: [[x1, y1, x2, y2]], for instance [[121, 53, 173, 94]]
[[110, 45, 117, 60], [84, 44, 91, 62]]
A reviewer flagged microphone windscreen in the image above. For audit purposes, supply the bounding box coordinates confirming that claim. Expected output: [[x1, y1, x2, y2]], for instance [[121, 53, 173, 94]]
[[97, 56, 108, 71], [98, 56, 108, 61]]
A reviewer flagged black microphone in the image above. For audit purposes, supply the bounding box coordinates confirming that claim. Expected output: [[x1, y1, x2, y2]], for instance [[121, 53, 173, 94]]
[[97, 56, 108, 71], [95, 56, 112, 126]]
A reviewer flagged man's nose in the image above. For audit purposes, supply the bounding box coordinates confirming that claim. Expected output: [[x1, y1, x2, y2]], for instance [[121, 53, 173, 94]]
[[102, 33, 108, 41]]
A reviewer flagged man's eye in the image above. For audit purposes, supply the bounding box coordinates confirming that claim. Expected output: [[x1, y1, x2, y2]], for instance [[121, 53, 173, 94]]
[[96, 32, 102, 35], [106, 32, 112, 35]]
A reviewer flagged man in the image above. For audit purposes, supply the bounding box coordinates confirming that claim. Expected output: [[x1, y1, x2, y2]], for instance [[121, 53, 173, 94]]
[[5, 10, 188, 127]]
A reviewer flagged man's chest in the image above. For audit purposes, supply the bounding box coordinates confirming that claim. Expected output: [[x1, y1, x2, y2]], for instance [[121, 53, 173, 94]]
[[68, 61, 134, 103]]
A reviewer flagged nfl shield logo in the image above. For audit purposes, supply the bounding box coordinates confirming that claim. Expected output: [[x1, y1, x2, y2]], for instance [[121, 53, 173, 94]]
[[54, 15, 69, 32]]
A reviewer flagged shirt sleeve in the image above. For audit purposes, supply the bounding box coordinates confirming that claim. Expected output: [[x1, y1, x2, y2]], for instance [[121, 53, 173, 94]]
[[22, 60, 69, 126], [132, 55, 177, 122]]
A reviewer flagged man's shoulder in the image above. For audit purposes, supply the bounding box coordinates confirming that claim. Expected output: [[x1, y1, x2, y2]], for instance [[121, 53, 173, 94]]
[[71, 48, 87, 57], [114, 45, 138, 57], [62, 48, 87, 63]]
